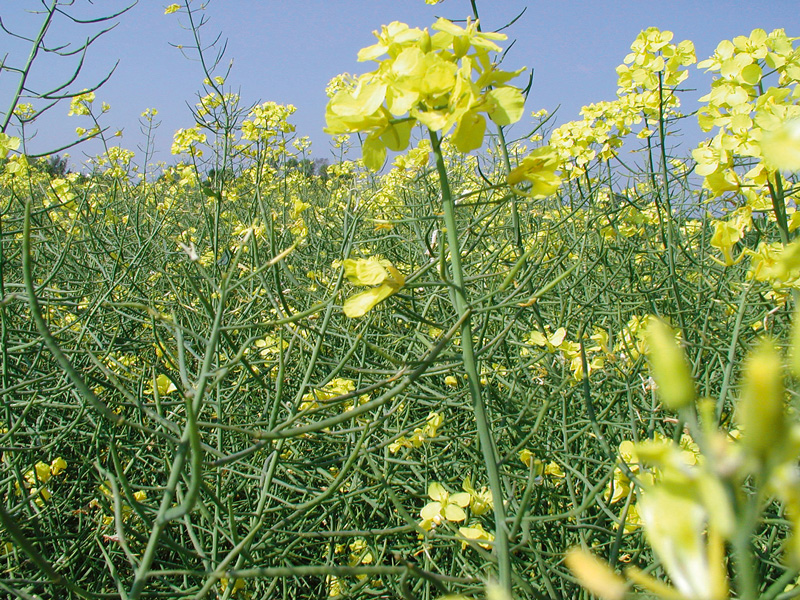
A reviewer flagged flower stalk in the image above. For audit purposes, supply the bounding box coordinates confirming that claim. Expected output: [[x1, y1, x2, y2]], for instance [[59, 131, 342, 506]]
[[430, 129, 511, 590]]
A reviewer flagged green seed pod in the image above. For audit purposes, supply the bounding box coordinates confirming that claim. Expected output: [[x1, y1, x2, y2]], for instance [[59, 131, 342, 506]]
[[738, 338, 785, 460], [645, 318, 696, 410]]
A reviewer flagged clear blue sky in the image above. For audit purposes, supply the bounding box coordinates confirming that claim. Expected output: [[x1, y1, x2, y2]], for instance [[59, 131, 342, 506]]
[[2, 0, 799, 169]]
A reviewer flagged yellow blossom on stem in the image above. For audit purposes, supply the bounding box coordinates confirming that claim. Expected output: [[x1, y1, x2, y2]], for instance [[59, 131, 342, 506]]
[[341, 257, 405, 318], [458, 522, 494, 549], [420, 482, 471, 529], [325, 17, 525, 169], [507, 146, 562, 198]]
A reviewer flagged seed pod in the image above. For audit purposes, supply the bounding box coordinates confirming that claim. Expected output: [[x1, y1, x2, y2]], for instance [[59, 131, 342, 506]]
[[645, 318, 696, 410]]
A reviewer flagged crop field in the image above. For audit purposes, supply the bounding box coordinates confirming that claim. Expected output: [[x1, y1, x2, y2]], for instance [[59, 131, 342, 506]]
[[2, 1, 800, 599]]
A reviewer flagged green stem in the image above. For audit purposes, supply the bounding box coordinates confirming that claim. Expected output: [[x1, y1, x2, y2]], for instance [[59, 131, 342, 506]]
[[731, 479, 762, 600], [716, 281, 752, 423], [657, 72, 687, 333], [429, 129, 511, 591], [768, 172, 790, 245]]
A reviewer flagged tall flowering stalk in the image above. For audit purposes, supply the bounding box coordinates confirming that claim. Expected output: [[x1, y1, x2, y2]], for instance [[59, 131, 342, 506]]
[[324, 16, 562, 591]]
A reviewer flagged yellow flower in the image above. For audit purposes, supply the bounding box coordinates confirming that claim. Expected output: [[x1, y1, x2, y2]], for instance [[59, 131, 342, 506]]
[[327, 574, 345, 597], [164, 4, 180, 14], [709, 218, 746, 266], [525, 326, 567, 352], [637, 487, 728, 600], [348, 538, 374, 566], [326, 18, 525, 169], [518, 449, 542, 473], [255, 335, 288, 357], [761, 118, 800, 171], [50, 457, 67, 477], [0, 133, 20, 159], [67, 91, 95, 117], [462, 476, 493, 516], [458, 522, 494, 549], [341, 257, 405, 318], [25, 462, 52, 487], [300, 378, 355, 411], [508, 146, 562, 198], [146, 374, 177, 397], [420, 482, 471, 528], [544, 462, 565, 479]]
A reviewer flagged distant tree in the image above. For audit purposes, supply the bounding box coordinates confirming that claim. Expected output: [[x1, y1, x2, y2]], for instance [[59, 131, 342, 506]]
[[206, 167, 234, 186], [313, 158, 330, 181], [283, 157, 328, 178], [41, 155, 70, 178], [284, 157, 299, 173]]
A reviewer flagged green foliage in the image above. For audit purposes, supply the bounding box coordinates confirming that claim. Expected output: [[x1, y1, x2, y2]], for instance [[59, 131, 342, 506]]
[[1, 2, 800, 600]]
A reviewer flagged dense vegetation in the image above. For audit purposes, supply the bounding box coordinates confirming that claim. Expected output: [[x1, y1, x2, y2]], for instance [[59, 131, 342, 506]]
[[2, 2, 800, 599]]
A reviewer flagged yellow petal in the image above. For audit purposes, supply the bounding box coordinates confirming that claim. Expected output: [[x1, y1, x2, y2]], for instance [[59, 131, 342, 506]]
[[343, 258, 388, 286], [342, 283, 397, 318], [380, 120, 414, 152], [361, 132, 386, 171], [421, 501, 443, 521], [155, 374, 177, 396], [428, 482, 447, 501], [450, 492, 471, 508], [452, 111, 486, 153], [486, 87, 525, 126], [565, 548, 627, 600], [330, 81, 386, 118], [550, 327, 567, 347], [443, 504, 466, 522], [761, 118, 800, 171], [50, 457, 67, 476], [34, 462, 51, 484], [527, 331, 547, 347], [519, 448, 535, 467]]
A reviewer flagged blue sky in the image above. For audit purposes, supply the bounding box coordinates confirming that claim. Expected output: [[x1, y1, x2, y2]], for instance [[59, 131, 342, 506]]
[[2, 0, 799, 169]]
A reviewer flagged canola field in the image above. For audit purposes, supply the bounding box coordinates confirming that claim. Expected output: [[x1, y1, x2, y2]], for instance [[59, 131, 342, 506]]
[[2, 2, 800, 599]]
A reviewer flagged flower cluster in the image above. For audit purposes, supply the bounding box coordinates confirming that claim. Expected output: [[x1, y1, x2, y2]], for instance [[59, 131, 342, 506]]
[[299, 377, 367, 412], [549, 28, 695, 180], [570, 315, 800, 600], [389, 411, 443, 453], [15, 457, 67, 507], [693, 29, 799, 198], [67, 90, 95, 117], [325, 18, 526, 169]]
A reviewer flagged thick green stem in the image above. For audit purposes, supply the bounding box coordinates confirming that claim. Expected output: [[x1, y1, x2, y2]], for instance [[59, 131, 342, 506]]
[[657, 72, 687, 333], [768, 172, 791, 245], [429, 130, 511, 591], [731, 479, 762, 600]]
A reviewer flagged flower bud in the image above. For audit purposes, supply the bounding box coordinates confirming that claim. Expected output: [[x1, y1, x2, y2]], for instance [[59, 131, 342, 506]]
[[738, 338, 786, 460], [645, 318, 696, 410]]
